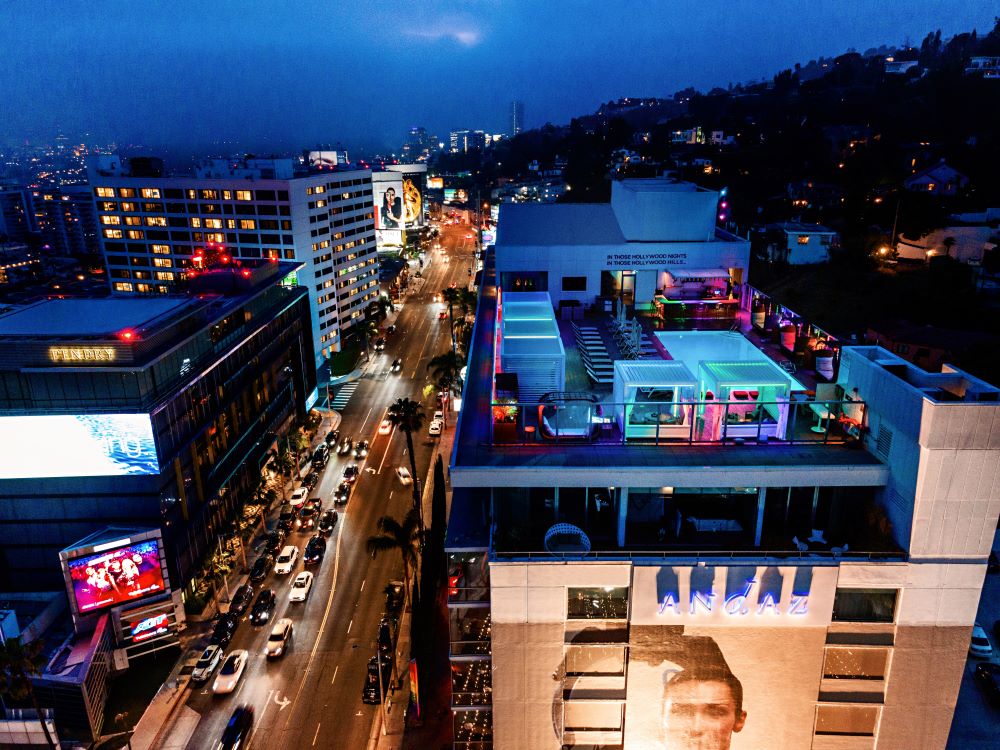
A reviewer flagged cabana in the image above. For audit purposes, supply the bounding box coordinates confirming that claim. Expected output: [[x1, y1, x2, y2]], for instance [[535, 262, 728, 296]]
[[697, 361, 791, 440], [612, 361, 698, 440], [499, 291, 565, 403]]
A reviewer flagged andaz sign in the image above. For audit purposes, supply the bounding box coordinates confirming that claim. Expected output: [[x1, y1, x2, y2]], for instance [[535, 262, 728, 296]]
[[658, 574, 810, 617]]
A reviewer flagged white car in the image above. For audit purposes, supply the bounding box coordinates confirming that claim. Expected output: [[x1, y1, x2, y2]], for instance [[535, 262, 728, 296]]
[[191, 645, 222, 683], [274, 545, 298, 575], [212, 650, 249, 695], [970, 623, 993, 658], [290, 487, 309, 508], [289, 571, 314, 602], [264, 618, 293, 658], [378, 419, 392, 435], [433, 410, 444, 422], [428, 419, 442, 436], [396, 466, 412, 485]]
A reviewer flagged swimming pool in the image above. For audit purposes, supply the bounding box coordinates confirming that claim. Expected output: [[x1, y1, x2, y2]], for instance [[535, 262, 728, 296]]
[[654, 330, 807, 391]]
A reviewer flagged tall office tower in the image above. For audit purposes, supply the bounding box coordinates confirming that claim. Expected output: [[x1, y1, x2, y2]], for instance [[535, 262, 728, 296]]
[[450, 130, 488, 154], [510, 100, 524, 136], [88, 155, 379, 364], [28, 184, 99, 256], [0, 185, 34, 244], [446, 180, 1000, 749]]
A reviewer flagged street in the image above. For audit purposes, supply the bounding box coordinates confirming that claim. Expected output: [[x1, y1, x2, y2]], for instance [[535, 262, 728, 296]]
[[179, 222, 476, 749]]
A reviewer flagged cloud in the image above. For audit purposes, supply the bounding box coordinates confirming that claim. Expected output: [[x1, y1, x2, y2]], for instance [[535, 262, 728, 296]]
[[403, 18, 482, 46]]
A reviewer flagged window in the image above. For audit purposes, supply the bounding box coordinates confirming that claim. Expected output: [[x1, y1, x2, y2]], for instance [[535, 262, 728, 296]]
[[562, 276, 587, 292], [926, 183, 936, 192], [113, 281, 134, 292], [124, 216, 142, 226], [120, 202, 137, 212], [155, 271, 174, 281], [236, 190, 252, 201], [814, 705, 879, 736], [127, 230, 145, 240], [104, 229, 124, 239], [140, 188, 161, 199], [189, 217, 202, 228], [136, 283, 153, 293], [145, 216, 167, 227], [226, 218, 236, 229], [100, 215, 121, 225], [564, 645, 626, 676], [152, 258, 173, 268], [100, 201, 117, 211], [563, 702, 623, 732], [207, 232, 224, 243], [95, 187, 115, 198], [118, 188, 135, 198], [567, 587, 628, 619], [239, 219, 256, 230], [822, 647, 889, 680], [831, 589, 897, 623], [222, 190, 232, 200], [201, 189, 218, 200], [797, 235, 811, 244], [151, 244, 170, 254], [204, 218, 223, 229]]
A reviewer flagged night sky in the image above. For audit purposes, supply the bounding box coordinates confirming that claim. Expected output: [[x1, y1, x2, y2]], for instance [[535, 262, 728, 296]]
[[1, 1, 995, 151]]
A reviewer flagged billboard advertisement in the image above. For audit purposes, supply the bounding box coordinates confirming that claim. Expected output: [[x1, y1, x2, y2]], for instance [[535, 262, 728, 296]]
[[0, 413, 159, 479], [374, 176, 405, 231], [307, 150, 347, 168], [67, 539, 166, 614], [402, 175, 424, 228], [622, 565, 836, 750], [444, 188, 468, 204], [129, 612, 170, 643], [427, 176, 444, 190]]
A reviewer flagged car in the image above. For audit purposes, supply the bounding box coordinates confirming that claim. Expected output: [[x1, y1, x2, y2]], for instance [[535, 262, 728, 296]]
[[249, 554, 274, 583], [385, 580, 404, 615], [290, 487, 309, 507], [391, 358, 402, 373], [337, 436, 353, 455], [318, 509, 338, 534], [374, 337, 385, 351], [261, 530, 283, 557], [219, 705, 254, 750], [428, 419, 442, 436], [386, 325, 397, 335], [333, 481, 353, 505], [229, 583, 255, 617], [325, 429, 340, 446], [192, 645, 223, 683], [212, 650, 249, 695], [353, 440, 370, 459], [438, 311, 448, 320], [433, 410, 444, 421], [362, 654, 392, 704], [974, 663, 1000, 708], [250, 589, 277, 625], [342, 464, 359, 484], [289, 571, 314, 602], [297, 504, 318, 531], [264, 618, 293, 658], [209, 613, 239, 647], [303, 471, 320, 490], [971, 623, 993, 658], [278, 505, 296, 532], [377, 617, 393, 655], [313, 444, 330, 463], [274, 545, 298, 575], [395, 466, 412, 485], [304, 535, 327, 565], [378, 419, 392, 435], [307, 496, 323, 511]]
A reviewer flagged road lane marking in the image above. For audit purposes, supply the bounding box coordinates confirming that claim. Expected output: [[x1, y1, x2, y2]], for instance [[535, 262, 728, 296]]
[[359, 406, 375, 432], [274, 692, 291, 710], [331, 665, 339, 685], [312, 723, 322, 746], [360, 579, 366, 592], [347, 618, 353, 633]]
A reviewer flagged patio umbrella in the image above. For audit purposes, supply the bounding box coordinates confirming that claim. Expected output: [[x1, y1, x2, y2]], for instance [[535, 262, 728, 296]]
[[631, 320, 642, 351]]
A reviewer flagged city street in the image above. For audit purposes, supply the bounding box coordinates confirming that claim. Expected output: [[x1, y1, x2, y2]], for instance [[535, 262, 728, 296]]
[[179, 222, 477, 749]]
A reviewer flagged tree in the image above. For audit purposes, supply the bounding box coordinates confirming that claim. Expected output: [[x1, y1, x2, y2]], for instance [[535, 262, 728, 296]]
[[387, 398, 426, 534], [271, 448, 295, 500], [427, 351, 464, 396], [0, 637, 56, 748], [427, 454, 448, 579], [441, 287, 461, 353], [367, 508, 422, 612]]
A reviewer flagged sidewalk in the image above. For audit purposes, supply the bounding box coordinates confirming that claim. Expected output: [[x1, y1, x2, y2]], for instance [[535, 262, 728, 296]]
[[370, 607, 413, 750]]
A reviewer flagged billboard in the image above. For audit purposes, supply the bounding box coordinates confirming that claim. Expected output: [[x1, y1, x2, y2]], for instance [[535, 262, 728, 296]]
[[374, 176, 405, 231], [129, 612, 170, 643], [307, 150, 348, 168], [427, 176, 444, 190], [66, 539, 167, 614], [0, 413, 159, 479], [622, 565, 836, 750], [402, 175, 424, 228], [444, 188, 468, 204]]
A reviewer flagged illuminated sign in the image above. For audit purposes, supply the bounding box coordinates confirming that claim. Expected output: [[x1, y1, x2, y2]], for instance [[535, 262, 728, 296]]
[[67, 539, 166, 614], [657, 574, 809, 617], [605, 252, 689, 269], [130, 613, 170, 643], [0, 414, 159, 478], [49, 346, 116, 363], [427, 177, 444, 190]]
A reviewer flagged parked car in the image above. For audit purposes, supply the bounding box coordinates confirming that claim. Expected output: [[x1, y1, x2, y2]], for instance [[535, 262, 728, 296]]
[[303, 471, 320, 490], [191, 645, 223, 683], [229, 583, 255, 617], [378, 419, 392, 435], [290, 487, 309, 507], [307, 496, 323, 512], [278, 506, 296, 533], [333, 481, 353, 505], [261, 529, 284, 557], [433, 410, 444, 422], [385, 580, 404, 616], [289, 571, 314, 602], [353, 440, 370, 459], [297, 504, 318, 531], [437, 311, 448, 320], [428, 419, 442, 436], [342, 464, 359, 484], [395, 466, 412, 485], [213, 650, 249, 695], [386, 325, 397, 335], [264, 618, 294, 658], [210, 613, 239, 648], [249, 554, 274, 583], [971, 623, 994, 658], [219, 705, 254, 750], [325, 429, 340, 446], [250, 589, 277, 625], [274, 545, 299, 575], [391, 358, 402, 373], [337, 436, 353, 455], [974, 663, 1000, 708], [362, 654, 392, 704], [318, 509, 338, 534], [304, 535, 327, 565], [377, 617, 393, 655]]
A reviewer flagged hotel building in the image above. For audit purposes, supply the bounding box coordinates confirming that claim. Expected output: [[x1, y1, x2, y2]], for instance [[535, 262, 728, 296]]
[[88, 155, 379, 363], [445, 180, 1000, 750]]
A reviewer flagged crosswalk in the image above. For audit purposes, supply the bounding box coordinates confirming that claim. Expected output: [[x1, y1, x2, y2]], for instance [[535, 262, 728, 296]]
[[328, 381, 359, 411]]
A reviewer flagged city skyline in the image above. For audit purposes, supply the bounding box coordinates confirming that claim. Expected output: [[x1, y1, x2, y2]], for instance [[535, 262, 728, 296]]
[[1, 1, 996, 150]]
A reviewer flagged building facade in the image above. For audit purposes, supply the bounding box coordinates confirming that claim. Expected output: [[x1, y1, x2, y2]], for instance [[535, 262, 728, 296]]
[[29, 184, 99, 257], [445, 244, 1000, 749], [0, 261, 316, 594], [88, 155, 379, 363]]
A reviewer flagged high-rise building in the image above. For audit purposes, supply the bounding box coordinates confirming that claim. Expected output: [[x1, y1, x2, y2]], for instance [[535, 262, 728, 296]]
[[510, 100, 524, 136], [0, 185, 33, 244], [28, 184, 99, 257], [88, 155, 379, 363], [450, 130, 488, 154], [446, 187, 1000, 749]]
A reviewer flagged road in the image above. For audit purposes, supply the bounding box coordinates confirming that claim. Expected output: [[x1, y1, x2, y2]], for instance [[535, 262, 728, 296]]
[[181, 221, 477, 748]]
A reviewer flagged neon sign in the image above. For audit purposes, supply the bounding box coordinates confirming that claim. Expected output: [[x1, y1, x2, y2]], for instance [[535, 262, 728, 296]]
[[657, 576, 809, 617], [131, 613, 170, 642]]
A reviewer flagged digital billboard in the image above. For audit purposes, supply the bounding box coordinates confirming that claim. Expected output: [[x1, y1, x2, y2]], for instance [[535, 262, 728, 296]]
[[129, 612, 170, 643], [67, 539, 166, 614], [374, 176, 405, 231], [444, 188, 469, 204], [307, 150, 347, 168], [0, 414, 159, 479], [427, 176, 444, 190], [402, 176, 424, 228]]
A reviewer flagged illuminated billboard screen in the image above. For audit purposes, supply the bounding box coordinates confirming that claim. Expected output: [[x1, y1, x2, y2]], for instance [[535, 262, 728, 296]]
[[402, 175, 424, 228], [129, 612, 170, 643], [374, 176, 405, 231], [307, 150, 346, 168], [444, 188, 468, 204], [67, 539, 166, 614], [427, 176, 444, 190], [0, 414, 159, 478]]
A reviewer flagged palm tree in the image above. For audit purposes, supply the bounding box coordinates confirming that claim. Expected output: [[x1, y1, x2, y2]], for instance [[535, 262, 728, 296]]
[[441, 287, 461, 353], [387, 397, 426, 533], [367, 508, 422, 612], [0, 637, 56, 748], [427, 351, 464, 396]]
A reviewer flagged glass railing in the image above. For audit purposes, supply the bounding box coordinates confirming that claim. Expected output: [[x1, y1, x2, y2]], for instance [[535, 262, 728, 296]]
[[489, 396, 866, 447]]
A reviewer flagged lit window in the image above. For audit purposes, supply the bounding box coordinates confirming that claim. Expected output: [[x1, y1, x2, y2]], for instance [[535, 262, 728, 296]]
[[207, 232, 224, 243], [100, 201, 117, 211], [120, 202, 137, 212], [927, 183, 936, 191], [113, 281, 134, 292], [136, 283, 152, 293], [145, 216, 167, 227], [201, 189, 218, 200], [315, 199, 327, 208], [314, 185, 325, 194], [100, 215, 121, 225], [236, 190, 252, 201], [797, 235, 810, 245], [127, 229, 145, 240], [223, 190, 233, 200], [190, 217, 202, 228], [226, 218, 236, 229], [155, 271, 175, 281], [204, 218, 223, 229], [104, 229, 124, 239], [140, 188, 161, 199], [96, 187, 115, 198], [239, 219, 256, 230], [153, 258, 173, 268], [186, 189, 196, 199], [118, 188, 135, 198], [151, 244, 170, 254], [124, 216, 142, 226]]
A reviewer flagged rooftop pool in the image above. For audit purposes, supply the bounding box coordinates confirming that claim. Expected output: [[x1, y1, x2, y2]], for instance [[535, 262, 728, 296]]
[[654, 330, 808, 391]]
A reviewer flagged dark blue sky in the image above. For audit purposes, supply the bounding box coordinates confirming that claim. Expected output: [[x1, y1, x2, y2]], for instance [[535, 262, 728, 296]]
[[1, 1, 995, 151]]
